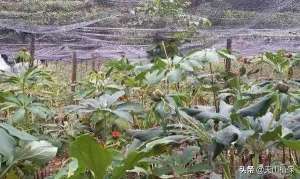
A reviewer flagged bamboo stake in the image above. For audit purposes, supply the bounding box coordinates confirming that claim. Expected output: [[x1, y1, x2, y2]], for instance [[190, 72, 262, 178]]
[[71, 52, 77, 92]]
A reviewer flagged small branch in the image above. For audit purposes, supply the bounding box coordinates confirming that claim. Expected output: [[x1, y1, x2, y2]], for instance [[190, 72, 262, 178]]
[[161, 41, 169, 59], [289, 148, 293, 164], [294, 150, 299, 165]]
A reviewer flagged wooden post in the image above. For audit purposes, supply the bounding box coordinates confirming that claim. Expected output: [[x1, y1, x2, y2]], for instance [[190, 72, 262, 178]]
[[91, 54, 96, 72], [80, 59, 83, 80], [29, 34, 35, 67], [92, 59, 96, 72], [85, 60, 88, 73], [97, 59, 102, 70], [225, 38, 232, 73], [71, 52, 77, 92], [55, 60, 58, 71]]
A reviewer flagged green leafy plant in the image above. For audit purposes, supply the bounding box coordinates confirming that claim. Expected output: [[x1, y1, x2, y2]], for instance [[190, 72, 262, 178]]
[[0, 93, 52, 123], [66, 91, 142, 123], [76, 71, 124, 99], [54, 134, 171, 179], [0, 123, 57, 178], [0, 67, 53, 95], [65, 91, 143, 139], [259, 51, 300, 79], [136, 48, 235, 86], [150, 146, 211, 178]]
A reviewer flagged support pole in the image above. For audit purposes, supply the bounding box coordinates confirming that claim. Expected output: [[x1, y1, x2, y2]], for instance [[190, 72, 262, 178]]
[[92, 59, 96, 72], [71, 52, 77, 92], [85, 60, 88, 73], [29, 34, 35, 67], [225, 38, 232, 73], [55, 60, 58, 72], [91, 54, 97, 72]]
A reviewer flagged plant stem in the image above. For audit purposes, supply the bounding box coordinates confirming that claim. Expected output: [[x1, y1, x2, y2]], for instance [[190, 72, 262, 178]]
[[268, 150, 272, 166], [220, 154, 231, 179], [294, 150, 299, 165], [253, 153, 259, 168], [229, 147, 235, 175], [289, 148, 293, 164], [282, 146, 286, 164], [0, 162, 16, 178], [209, 63, 219, 112]]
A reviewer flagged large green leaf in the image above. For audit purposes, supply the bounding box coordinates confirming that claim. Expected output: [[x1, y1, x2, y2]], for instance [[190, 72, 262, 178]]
[[219, 100, 233, 118], [65, 91, 130, 116], [145, 135, 192, 151], [237, 95, 274, 118], [281, 110, 300, 139], [112, 110, 133, 122], [208, 142, 226, 161], [111, 146, 167, 179], [215, 125, 240, 146], [54, 159, 79, 179], [205, 49, 221, 63], [185, 50, 206, 62], [12, 108, 26, 122], [3, 96, 21, 106], [70, 135, 112, 179], [209, 125, 254, 160], [180, 60, 199, 71], [182, 107, 229, 122], [218, 49, 236, 60], [0, 123, 37, 141], [112, 135, 178, 179], [155, 101, 171, 119], [89, 91, 126, 108], [144, 70, 166, 85], [263, 51, 289, 74], [134, 64, 153, 74], [129, 128, 164, 141], [195, 111, 229, 122], [115, 102, 144, 113], [0, 91, 12, 103], [28, 104, 51, 119], [111, 151, 148, 179], [15, 140, 57, 163], [261, 126, 282, 142], [179, 146, 200, 165], [105, 91, 125, 107], [257, 112, 275, 133], [185, 49, 221, 64], [0, 128, 16, 163], [274, 93, 289, 118], [167, 68, 183, 83], [281, 139, 300, 151]]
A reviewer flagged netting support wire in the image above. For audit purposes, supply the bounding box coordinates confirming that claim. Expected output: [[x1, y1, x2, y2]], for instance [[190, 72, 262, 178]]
[[0, 13, 120, 34]]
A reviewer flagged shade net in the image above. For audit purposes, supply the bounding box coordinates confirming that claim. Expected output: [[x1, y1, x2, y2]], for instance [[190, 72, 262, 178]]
[[0, 0, 299, 61]]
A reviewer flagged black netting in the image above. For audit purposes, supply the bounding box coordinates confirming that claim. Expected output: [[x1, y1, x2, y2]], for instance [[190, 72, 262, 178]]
[[0, 0, 299, 61]]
